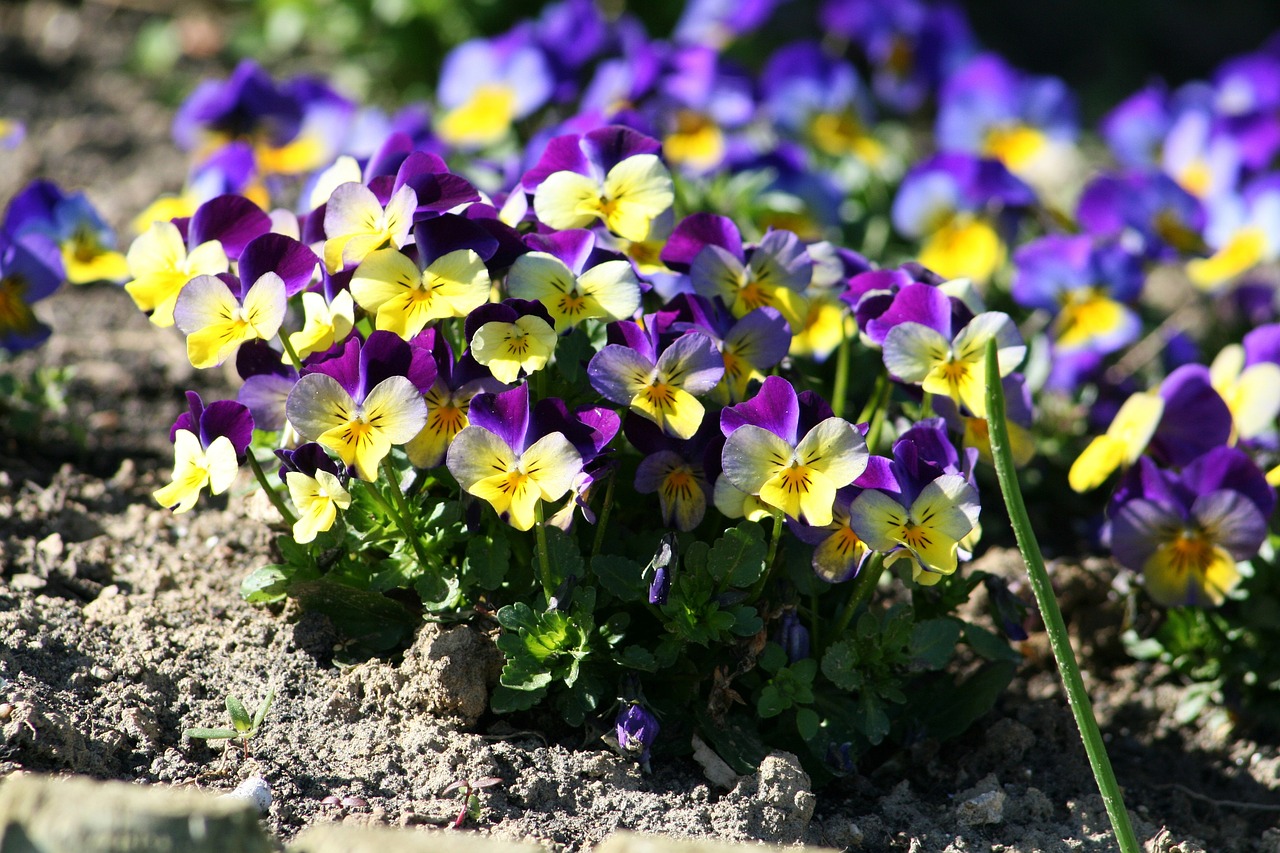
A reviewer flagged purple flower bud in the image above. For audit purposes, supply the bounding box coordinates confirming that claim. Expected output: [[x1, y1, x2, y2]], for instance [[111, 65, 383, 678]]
[[648, 566, 670, 605], [616, 702, 660, 766], [775, 611, 811, 663]]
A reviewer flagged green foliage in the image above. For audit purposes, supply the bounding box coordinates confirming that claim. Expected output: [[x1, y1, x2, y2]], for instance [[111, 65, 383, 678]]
[[184, 688, 276, 759]]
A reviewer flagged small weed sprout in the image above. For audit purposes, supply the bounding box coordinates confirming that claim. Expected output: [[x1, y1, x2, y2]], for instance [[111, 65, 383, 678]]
[[184, 688, 275, 763], [442, 776, 503, 828]]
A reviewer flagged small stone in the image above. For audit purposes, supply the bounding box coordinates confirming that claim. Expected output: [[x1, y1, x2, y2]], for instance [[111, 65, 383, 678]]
[[220, 775, 272, 815], [956, 788, 1006, 825]]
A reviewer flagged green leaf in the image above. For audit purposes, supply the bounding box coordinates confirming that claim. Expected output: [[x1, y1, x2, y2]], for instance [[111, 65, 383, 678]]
[[240, 565, 291, 603], [795, 707, 820, 741], [707, 522, 767, 588], [759, 643, 788, 674], [592, 554, 647, 602], [251, 688, 275, 730], [543, 526, 585, 590], [857, 691, 891, 745], [728, 605, 763, 636], [290, 579, 418, 651], [692, 708, 769, 776], [913, 660, 1018, 741], [274, 535, 315, 570], [490, 683, 545, 713], [463, 534, 510, 591], [616, 645, 658, 671], [910, 618, 962, 670], [184, 727, 239, 740], [963, 622, 1023, 663], [821, 640, 862, 692], [225, 695, 252, 731], [555, 327, 593, 384], [757, 685, 785, 718], [683, 540, 710, 582]]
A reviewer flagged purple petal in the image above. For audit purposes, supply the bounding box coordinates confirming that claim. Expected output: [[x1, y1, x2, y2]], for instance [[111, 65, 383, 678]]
[[238, 233, 319, 297], [522, 133, 591, 190], [394, 152, 481, 215], [656, 332, 724, 395], [1110, 498, 1183, 573], [171, 390, 206, 442], [200, 400, 255, 457], [188, 195, 272, 256], [720, 375, 799, 444], [524, 229, 596, 273], [304, 335, 363, 399], [238, 372, 295, 432], [661, 212, 743, 272], [1243, 323, 1280, 367], [1181, 446, 1276, 520], [468, 383, 531, 454], [413, 213, 499, 266], [582, 125, 662, 173], [1151, 365, 1233, 467], [359, 330, 436, 398], [865, 283, 952, 344]]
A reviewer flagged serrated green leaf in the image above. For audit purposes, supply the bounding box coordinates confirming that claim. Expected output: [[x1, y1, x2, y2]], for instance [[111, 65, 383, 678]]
[[708, 522, 767, 588], [795, 707, 820, 741], [543, 526, 585, 590], [240, 565, 290, 603], [963, 622, 1022, 663], [759, 643, 788, 674], [184, 728, 238, 740], [490, 683, 545, 713], [729, 605, 763, 636], [683, 540, 710, 581], [463, 534, 510, 590], [857, 691, 891, 744], [496, 602, 539, 633], [616, 645, 658, 671], [757, 685, 785, 718], [274, 535, 314, 569], [821, 640, 861, 692], [226, 695, 251, 731], [290, 579, 417, 651], [555, 327, 593, 383], [911, 618, 962, 669], [912, 660, 1018, 741], [592, 554, 647, 602], [791, 658, 818, 683]]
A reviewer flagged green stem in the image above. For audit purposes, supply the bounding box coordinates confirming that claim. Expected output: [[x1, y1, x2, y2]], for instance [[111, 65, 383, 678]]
[[534, 500, 555, 600], [831, 330, 852, 420], [983, 337, 1140, 853], [590, 469, 617, 559], [377, 457, 433, 571], [278, 334, 304, 372], [745, 506, 786, 600], [245, 451, 298, 527], [831, 551, 885, 639]]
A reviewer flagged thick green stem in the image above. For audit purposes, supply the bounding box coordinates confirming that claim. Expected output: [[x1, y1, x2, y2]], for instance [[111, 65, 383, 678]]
[[831, 551, 885, 639], [534, 500, 555, 600], [278, 334, 304, 372], [831, 330, 852, 420], [590, 470, 617, 559], [245, 452, 298, 527], [983, 337, 1140, 853], [377, 457, 433, 571]]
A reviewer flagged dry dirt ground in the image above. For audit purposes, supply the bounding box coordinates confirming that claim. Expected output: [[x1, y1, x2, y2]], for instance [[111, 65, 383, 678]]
[[2, 3, 1279, 850]]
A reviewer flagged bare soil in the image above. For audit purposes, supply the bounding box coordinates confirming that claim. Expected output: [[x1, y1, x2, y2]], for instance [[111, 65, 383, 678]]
[[2, 4, 1279, 850]]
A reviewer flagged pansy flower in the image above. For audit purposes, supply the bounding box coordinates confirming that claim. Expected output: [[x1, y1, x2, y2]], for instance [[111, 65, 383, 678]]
[[525, 126, 674, 242], [1186, 176, 1280, 291], [276, 443, 350, 544], [1011, 235, 1143, 356], [762, 43, 883, 167], [321, 181, 416, 274], [506, 229, 641, 332], [1208, 329, 1280, 443], [880, 284, 1025, 418], [1110, 448, 1275, 606], [791, 455, 898, 582], [789, 242, 871, 362], [537, 398, 621, 530], [668, 294, 791, 404], [235, 340, 299, 440], [1075, 170, 1206, 261], [466, 299, 559, 385], [351, 214, 497, 339], [124, 195, 270, 327], [891, 152, 1034, 283], [849, 424, 980, 584], [290, 289, 355, 360], [285, 331, 434, 480], [719, 376, 869, 527], [435, 32, 553, 149], [403, 329, 505, 469], [588, 315, 724, 439], [3, 180, 128, 285], [1069, 363, 1234, 493], [446, 383, 583, 531], [626, 414, 721, 531], [936, 53, 1078, 186], [174, 233, 318, 369], [661, 213, 813, 333], [0, 229, 63, 353], [154, 392, 254, 514]]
